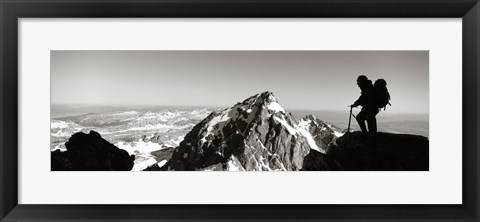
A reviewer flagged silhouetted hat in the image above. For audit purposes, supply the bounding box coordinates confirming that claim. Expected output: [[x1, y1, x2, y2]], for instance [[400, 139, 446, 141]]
[[357, 75, 368, 83]]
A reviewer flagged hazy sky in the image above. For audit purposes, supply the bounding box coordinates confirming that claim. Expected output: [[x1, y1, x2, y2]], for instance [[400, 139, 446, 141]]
[[51, 51, 428, 114]]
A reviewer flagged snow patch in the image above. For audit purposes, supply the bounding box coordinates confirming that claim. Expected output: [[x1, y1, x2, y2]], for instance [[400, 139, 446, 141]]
[[51, 130, 71, 137], [157, 160, 168, 168], [334, 131, 345, 138], [273, 116, 297, 136], [194, 156, 245, 171], [164, 136, 184, 147], [131, 157, 157, 171], [114, 111, 138, 116], [208, 110, 232, 131], [118, 139, 171, 171], [227, 160, 243, 171], [297, 119, 311, 130], [51, 144, 67, 152], [51, 120, 70, 129], [200, 108, 235, 141], [267, 101, 285, 113], [127, 123, 173, 131], [116, 139, 166, 156], [258, 156, 272, 171], [296, 126, 324, 154]]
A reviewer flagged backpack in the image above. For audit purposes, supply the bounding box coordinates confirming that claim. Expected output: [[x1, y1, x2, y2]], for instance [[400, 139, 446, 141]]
[[374, 79, 391, 110]]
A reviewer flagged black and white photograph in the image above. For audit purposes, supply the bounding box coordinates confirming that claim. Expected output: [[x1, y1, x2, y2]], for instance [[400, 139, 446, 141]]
[[4, 0, 478, 220], [50, 50, 429, 171]]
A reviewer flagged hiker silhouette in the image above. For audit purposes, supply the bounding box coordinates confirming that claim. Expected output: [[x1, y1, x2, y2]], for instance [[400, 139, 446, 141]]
[[350, 75, 379, 142]]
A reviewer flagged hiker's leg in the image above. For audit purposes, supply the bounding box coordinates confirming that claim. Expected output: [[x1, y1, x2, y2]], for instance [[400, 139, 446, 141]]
[[366, 115, 377, 134], [366, 111, 378, 149], [356, 110, 368, 133]]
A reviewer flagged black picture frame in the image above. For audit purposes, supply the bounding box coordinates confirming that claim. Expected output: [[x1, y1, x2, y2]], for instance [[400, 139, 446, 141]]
[[1, 0, 479, 221]]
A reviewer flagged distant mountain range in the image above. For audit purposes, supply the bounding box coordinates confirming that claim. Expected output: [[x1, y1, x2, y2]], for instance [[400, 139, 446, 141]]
[[51, 108, 211, 170], [53, 103, 429, 138]]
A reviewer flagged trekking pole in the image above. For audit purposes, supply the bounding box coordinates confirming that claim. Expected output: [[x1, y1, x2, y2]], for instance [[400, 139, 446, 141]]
[[347, 106, 353, 133]]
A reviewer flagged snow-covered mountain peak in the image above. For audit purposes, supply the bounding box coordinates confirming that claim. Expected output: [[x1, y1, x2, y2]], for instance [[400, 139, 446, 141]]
[[162, 91, 342, 171], [194, 91, 292, 146], [237, 91, 284, 114]]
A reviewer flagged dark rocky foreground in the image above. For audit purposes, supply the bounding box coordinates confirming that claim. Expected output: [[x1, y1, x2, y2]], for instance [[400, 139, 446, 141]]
[[51, 131, 135, 171], [302, 132, 429, 171]]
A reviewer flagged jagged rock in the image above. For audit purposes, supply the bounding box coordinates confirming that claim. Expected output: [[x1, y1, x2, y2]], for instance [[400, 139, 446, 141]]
[[303, 131, 429, 171], [149, 133, 164, 144], [298, 114, 340, 154], [142, 135, 149, 142], [302, 149, 343, 170], [51, 131, 135, 171], [51, 150, 72, 170], [141, 133, 164, 144], [143, 147, 175, 171], [151, 147, 174, 161]]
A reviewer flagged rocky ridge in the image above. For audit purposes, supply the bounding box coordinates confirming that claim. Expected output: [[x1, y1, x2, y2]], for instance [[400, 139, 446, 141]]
[[51, 130, 135, 171]]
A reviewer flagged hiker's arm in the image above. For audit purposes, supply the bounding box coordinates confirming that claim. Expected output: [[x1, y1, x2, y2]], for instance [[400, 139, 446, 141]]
[[352, 95, 364, 107]]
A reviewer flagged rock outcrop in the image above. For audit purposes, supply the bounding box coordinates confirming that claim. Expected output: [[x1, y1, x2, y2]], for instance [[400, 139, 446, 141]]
[[297, 114, 340, 154], [302, 132, 429, 171], [51, 130, 135, 171]]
